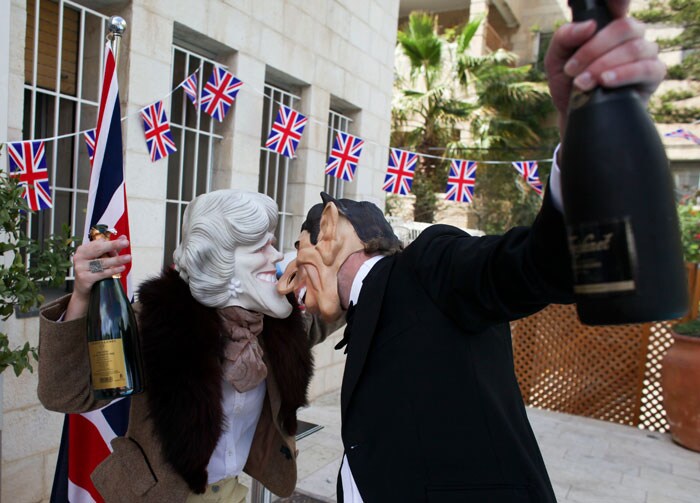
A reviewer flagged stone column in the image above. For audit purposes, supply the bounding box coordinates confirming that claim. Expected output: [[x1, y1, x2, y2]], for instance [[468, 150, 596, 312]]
[[120, 1, 173, 286], [222, 51, 266, 192]]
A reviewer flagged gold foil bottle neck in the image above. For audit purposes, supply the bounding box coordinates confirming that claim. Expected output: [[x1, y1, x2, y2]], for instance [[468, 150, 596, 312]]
[[89, 225, 116, 242]]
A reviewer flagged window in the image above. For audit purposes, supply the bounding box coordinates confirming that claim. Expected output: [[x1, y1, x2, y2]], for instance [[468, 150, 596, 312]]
[[535, 31, 553, 73], [23, 0, 110, 282], [324, 109, 353, 199], [259, 84, 301, 253], [164, 46, 224, 266]]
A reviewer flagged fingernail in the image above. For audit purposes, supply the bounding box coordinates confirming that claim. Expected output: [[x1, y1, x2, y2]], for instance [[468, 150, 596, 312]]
[[564, 59, 579, 76], [574, 71, 594, 90], [572, 20, 594, 36], [601, 70, 616, 84]]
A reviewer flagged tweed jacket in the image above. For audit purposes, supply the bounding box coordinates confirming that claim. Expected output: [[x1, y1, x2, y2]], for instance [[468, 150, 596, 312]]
[[38, 269, 313, 502]]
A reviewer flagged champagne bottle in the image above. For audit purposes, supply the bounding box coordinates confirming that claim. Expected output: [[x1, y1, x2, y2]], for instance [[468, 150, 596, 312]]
[[86, 225, 144, 398], [561, 0, 688, 325]]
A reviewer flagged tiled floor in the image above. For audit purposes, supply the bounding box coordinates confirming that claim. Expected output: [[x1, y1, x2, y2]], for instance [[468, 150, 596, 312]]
[[265, 388, 700, 502]]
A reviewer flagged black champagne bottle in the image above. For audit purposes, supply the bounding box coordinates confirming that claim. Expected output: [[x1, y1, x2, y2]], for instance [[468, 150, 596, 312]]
[[561, 0, 688, 325], [86, 225, 144, 398]]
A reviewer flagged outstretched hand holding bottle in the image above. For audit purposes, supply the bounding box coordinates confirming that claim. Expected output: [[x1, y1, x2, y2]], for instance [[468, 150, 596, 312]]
[[545, 0, 687, 325]]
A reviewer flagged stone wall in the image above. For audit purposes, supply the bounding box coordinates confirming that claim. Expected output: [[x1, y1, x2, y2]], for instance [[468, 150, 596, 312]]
[[2, 1, 400, 500]]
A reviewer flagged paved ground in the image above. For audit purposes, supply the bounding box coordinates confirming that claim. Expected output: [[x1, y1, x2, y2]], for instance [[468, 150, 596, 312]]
[[242, 388, 700, 502]]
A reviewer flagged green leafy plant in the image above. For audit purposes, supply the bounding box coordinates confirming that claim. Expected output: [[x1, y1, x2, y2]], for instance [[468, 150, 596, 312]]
[[0, 168, 76, 376], [677, 198, 700, 263], [672, 317, 700, 337]]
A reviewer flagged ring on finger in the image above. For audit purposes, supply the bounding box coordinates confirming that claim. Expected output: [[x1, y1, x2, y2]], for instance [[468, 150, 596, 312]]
[[88, 259, 104, 273]]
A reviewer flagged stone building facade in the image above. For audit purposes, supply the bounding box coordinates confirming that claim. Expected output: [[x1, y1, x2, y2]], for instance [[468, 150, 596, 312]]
[[1, 0, 398, 500]]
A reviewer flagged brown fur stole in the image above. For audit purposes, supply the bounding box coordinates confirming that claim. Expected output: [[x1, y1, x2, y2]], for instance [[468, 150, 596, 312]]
[[137, 268, 313, 494]]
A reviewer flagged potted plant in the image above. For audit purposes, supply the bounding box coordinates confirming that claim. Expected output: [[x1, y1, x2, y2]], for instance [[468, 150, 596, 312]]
[[661, 199, 700, 452], [662, 317, 700, 452]]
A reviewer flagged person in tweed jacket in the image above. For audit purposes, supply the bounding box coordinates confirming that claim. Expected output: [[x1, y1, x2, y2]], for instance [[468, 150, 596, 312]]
[[38, 190, 314, 503]]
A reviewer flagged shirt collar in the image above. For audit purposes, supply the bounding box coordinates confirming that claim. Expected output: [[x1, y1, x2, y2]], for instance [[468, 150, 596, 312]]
[[349, 255, 385, 306]]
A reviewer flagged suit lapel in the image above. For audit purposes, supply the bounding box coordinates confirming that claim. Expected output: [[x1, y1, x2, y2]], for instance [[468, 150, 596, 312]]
[[340, 256, 394, 419]]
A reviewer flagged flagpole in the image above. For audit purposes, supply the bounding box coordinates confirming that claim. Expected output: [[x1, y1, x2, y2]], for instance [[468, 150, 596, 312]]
[[108, 16, 127, 67]]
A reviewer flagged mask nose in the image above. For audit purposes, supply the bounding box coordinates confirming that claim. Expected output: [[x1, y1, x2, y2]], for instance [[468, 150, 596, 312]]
[[277, 258, 300, 296]]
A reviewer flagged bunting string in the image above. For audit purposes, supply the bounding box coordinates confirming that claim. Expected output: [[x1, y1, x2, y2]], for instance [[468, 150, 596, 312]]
[[3, 60, 698, 210]]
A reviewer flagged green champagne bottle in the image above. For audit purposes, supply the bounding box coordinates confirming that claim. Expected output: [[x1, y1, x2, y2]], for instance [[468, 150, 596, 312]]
[[86, 225, 144, 398]]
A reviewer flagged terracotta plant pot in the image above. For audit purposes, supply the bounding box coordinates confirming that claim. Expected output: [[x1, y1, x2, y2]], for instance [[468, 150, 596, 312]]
[[661, 331, 700, 452]]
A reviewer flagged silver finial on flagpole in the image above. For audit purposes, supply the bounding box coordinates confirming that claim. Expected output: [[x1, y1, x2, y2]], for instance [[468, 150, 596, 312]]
[[107, 16, 127, 68], [108, 16, 127, 37]]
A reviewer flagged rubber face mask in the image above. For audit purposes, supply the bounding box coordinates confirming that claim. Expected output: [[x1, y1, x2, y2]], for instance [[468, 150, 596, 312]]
[[228, 232, 292, 319], [278, 203, 363, 322]]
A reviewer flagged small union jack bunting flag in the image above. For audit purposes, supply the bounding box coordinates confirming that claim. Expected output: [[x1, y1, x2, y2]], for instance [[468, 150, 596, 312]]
[[512, 160, 543, 196], [84, 129, 96, 166], [325, 132, 364, 182], [181, 70, 198, 107], [140, 100, 177, 162], [200, 67, 243, 122], [665, 128, 700, 145], [265, 105, 308, 159], [7, 140, 52, 211], [445, 159, 477, 204], [383, 148, 417, 195]]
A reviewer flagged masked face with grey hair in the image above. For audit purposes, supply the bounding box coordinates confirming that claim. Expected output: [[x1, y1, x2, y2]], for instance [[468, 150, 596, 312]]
[[173, 189, 292, 319]]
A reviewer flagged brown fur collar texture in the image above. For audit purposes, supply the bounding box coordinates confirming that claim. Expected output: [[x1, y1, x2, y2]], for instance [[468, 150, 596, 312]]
[[137, 268, 313, 494]]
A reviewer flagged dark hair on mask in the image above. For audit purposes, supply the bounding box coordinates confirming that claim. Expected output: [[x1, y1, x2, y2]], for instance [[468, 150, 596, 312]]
[[300, 193, 402, 255]]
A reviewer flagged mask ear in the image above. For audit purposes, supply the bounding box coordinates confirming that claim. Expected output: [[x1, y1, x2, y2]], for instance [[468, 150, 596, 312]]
[[317, 203, 342, 266]]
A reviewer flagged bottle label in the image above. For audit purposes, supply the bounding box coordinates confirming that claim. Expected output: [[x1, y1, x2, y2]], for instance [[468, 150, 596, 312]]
[[88, 339, 128, 389], [567, 219, 637, 296]]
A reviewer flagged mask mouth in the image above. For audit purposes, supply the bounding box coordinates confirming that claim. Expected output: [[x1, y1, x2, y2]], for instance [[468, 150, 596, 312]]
[[256, 271, 278, 284], [297, 286, 307, 310]]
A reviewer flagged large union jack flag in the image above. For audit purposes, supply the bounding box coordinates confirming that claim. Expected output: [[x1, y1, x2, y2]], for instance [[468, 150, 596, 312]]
[[199, 67, 243, 122], [512, 160, 543, 196], [181, 70, 198, 107], [7, 140, 53, 211], [665, 128, 700, 145], [325, 132, 364, 182], [84, 129, 96, 166], [50, 41, 133, 503], [265, 105, 308, 159], [383, 148, 417, 195], [140, 100, 177, 162], [445, 159, 477, 203]]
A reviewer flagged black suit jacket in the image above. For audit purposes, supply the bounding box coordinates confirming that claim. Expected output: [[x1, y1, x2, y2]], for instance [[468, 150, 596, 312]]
[[340, 191, 573, 502]]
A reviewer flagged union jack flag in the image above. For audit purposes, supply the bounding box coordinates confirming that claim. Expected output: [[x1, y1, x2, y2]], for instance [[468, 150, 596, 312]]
[[265, 105, 308, 159], [445, 159, 477, 203], [7, 140, 52, 211], [325, 132, 364, 182], [181, 70, 198, 107], [84, 129, 96, 166], [383, 148, 417, 195], [140, 100, 177, 162], [199, 67, 243, 122], [512, 160, 543, 196], [50, 41, 134, 503], [665, 128, 700, 145]]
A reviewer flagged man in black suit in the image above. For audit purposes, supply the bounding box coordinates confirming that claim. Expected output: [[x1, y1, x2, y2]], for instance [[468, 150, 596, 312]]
[[278, 2, 667, 501]]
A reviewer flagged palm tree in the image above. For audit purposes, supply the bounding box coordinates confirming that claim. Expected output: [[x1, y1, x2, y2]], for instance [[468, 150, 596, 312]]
[[393, 12, 475, 222], [454, 22, 558, 233], [393, 12, 558, 228]]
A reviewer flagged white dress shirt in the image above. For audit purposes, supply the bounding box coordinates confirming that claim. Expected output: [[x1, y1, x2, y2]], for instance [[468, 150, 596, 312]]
[[338, 150, 563, 501], [340, 254, 384, 503], [206, 379, 266, 484]]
